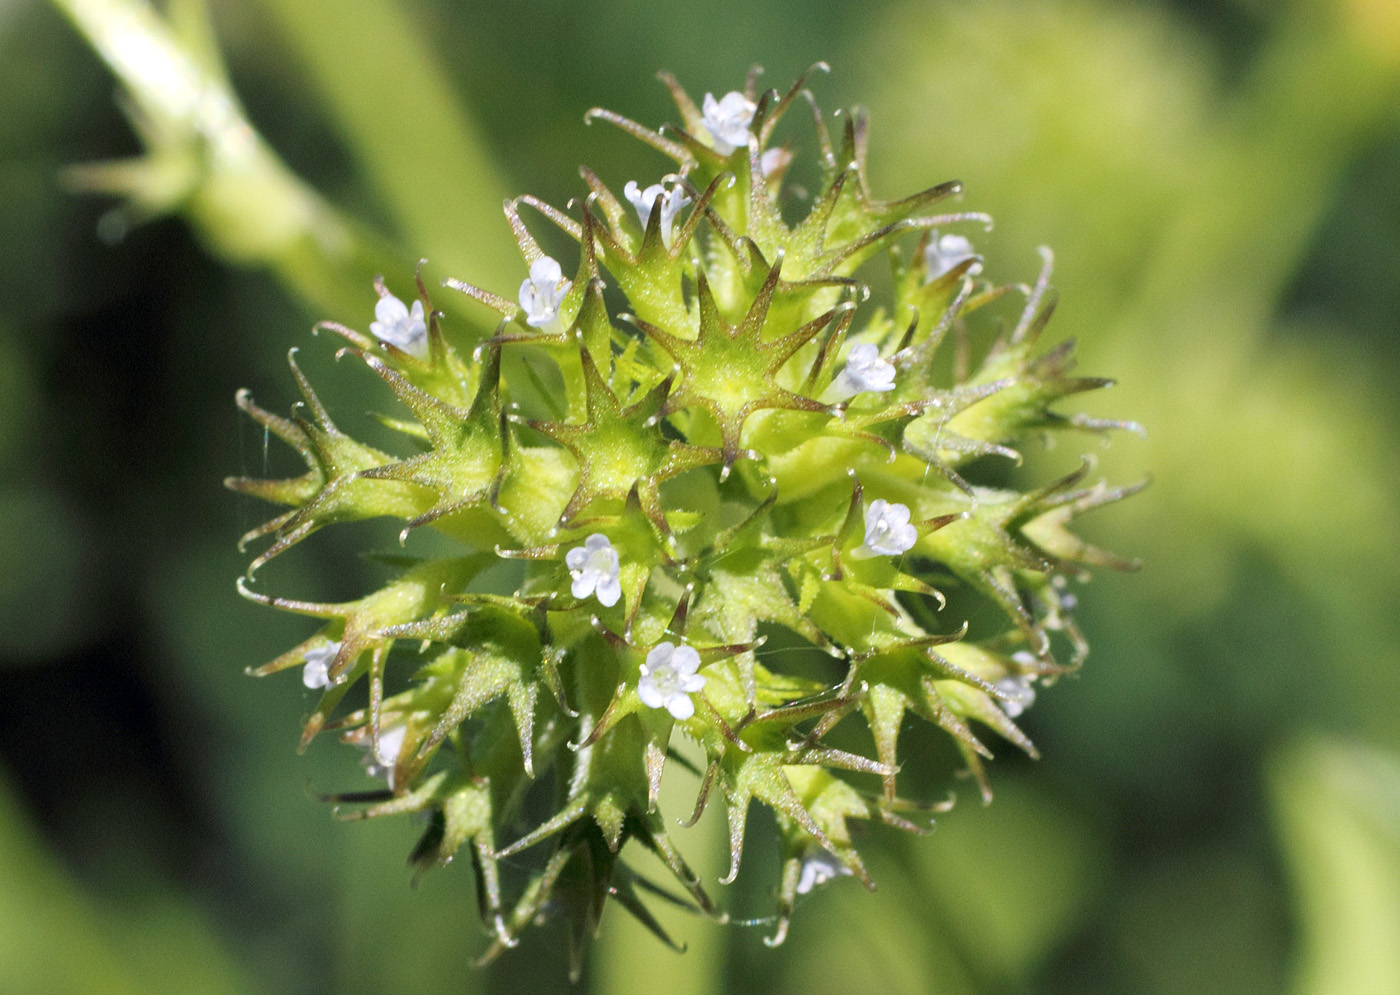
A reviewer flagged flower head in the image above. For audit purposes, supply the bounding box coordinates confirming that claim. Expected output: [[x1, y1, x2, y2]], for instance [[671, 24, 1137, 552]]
[[370, 291, 428, 357], [565, 533, 622, 607], [925, 232, 984, 281], [638, 641, 706, 720], [853, 499, 918, 559], [796, 846, 853, 894], [623, 180, 691, 249], [302, 641, 340, 689], [362, 722, 408, 786], [700, 90, 756, 154], [831, 342, 897, 399], [235, 68, 1143, 965], [518, 256, 572, 330]]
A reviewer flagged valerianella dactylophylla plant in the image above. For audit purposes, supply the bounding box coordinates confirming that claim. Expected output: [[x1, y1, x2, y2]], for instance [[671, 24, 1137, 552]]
[[230, 67, 1142, 975]]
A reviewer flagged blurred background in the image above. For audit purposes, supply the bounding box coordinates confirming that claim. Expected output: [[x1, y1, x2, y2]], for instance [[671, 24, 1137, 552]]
[[2, 0, 1399, 992]]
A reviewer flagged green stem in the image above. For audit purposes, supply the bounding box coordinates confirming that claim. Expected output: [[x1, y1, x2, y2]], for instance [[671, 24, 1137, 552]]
[[49, 0, 419, 317]]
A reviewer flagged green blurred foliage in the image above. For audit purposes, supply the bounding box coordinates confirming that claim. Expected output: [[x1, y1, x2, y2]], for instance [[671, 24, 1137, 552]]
[[1, 0, 1397, 992], [1272, 738, 1400, 995]]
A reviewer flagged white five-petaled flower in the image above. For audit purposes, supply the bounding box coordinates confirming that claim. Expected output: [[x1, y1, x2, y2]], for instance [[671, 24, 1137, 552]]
[[362, 722, 408, 787], [302, 641, 341, 690], [925, 232, 984, 281], [852, 498, 918, 559], [995, 672, 1037, 718], [700, 90, 757, 154], [518, 256, 572, 331], [623, 180, 691, 250], [565, 533, 622, 607], [831, 342, 897, 399], [796, 846, 853, 894], [637, 641, 706, 720], [370, 291, 429, 357]]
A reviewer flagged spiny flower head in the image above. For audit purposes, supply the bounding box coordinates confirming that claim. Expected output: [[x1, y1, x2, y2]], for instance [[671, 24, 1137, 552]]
[[229, 65, 1142, 978]]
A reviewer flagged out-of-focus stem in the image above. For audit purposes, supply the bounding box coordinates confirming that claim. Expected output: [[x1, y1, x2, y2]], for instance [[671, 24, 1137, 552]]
[[50, 0, 405, 317]]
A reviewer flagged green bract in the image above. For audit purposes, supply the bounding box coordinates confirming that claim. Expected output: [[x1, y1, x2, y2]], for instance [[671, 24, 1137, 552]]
[[231, 67, 1141, 976]]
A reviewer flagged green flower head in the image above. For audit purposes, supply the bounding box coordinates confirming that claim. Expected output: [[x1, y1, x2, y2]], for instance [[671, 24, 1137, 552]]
[[231, 67, 1142, 977]]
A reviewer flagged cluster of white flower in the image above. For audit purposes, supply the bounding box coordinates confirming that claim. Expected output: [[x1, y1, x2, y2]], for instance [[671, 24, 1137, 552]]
[[995, 675, 1036, 717], [854, 499, 918, 559], [831, 342, 897, 400], [700, 90, 756, 154], [760, 146, 791, 179], [637, 641, 706, 720], [370, 293, 429, 357], [362, 722, 407, 787], [561, 535, 709, 720], [997, 651, 1040, 718], [796, 846, 853, 894], [565, 533, 622, 607], [301, 641, 340, 689], [623, 179, 691, 249], [925, 232, 983, 280], [517, 256, 572, 331]]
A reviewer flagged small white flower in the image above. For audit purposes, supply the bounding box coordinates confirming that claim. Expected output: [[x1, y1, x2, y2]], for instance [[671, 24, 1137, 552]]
[[302, 641, 340, 689], [831, 342, 897, 399], [1052, 574, 1078, 612], [369, 291, 429, 357], [565, 533, 622, 607], [362, 722, 408, 786], [623, 180, 691, 250], [760, 146, 792, 179], [796, 846, 852, 894], [700, 90, 757, 154], [925, 232, 984, 281], [852, 499, 918, 559], [518, 256, 572, 330], [995, 674, 1037, 718], [638, 641, 706, 720]]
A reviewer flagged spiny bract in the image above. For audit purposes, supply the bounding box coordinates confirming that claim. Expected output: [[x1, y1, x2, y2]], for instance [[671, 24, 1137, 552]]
[[230, 66, 1141, 976]]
